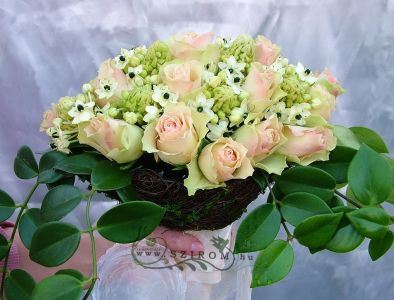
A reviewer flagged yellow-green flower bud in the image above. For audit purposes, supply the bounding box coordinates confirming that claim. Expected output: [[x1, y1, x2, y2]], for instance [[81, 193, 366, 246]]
[[221, 34, 254, 66], [82, 83, 93, 94], [142, 41, 172, 75], [120, 84, 154, 116], [123, 111, 139, 124], [130, 56, 140, 67], [209, 76, 222, 88], [108, 107, 120, 118]]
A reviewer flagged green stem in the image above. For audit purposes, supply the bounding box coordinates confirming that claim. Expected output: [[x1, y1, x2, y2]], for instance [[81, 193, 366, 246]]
[[335, 191, 394, 224], [82, 190, 97, 300], [0, 182, 39, 299], [334, 190, 362, 208], [262, 174, 293, 241]]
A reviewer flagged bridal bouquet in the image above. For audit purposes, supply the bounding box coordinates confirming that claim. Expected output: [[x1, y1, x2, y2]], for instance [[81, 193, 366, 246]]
[[1, 32, 393, 299]]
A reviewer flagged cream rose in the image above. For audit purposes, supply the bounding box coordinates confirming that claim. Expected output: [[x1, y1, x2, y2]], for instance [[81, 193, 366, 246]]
[[78, 115, 143, 163], [254, 35, 280, 66], [279, 125, 336, 165], [93, 59, 129, 107], [198, 137, 254, 184], [40, 107, 58, 131], [233, 115, 285, 162], [309, 84, 336, 120], [161, 60, 203, 97], [318, 68, 345, 97], [243, 63, 283, 113], [142, 102, 209, 165], [167, 32, 213, 60]]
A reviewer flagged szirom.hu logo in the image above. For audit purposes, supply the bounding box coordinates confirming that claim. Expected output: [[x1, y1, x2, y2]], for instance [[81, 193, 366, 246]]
[[130, 235, 254, 272]]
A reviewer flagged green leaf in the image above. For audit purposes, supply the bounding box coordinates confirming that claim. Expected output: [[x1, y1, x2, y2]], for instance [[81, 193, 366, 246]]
[[348, 145, 392, 205], [275, 166, 336, 201], [32, 274, 83, 300], [46, 175, 75, 190], [97, 201, 165, 243], [383, 156, 394, 205], [55, 269, 84, 281], [116, 184, 140, 202], [0, 233, 8, 260], [325, 221, 364, 253], [368, 231, 394, 261], [347, 207, 390, 239], [350, 126, 389, 153], [234, 204, 281, 253], [29, 222, 81, 267], [19, 208, 43, 249], [333, 125, 360, 150], [5, 269, 36, 300], [91, 160, 132, 191], [38, 151, 67, 184], [312, 146, 357, 184], [280, 192, 332, 226], [0, 189, 16, 222], [55, 153, 102, 175], [332, 206, 355, 213], [40, 185, 83, 222], [252, 169, 268, 191], [14, 145, 39, 179], [294, 213, 343, 248], [251, 240, 294, 287]]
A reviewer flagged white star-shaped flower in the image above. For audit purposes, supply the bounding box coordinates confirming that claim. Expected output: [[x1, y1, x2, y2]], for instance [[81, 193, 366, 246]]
[[218, 56, 246, 74], [127, 65, 143, 80], [68, 100, 95, 124], [114, 48, 135, 69], [152, 85, 179, 107], [207, 119, 229, 141], [143, 105, 161, 123], [95, 78, 118, 99], [188, 94, 215, 121], [295, 62, 318, 84]]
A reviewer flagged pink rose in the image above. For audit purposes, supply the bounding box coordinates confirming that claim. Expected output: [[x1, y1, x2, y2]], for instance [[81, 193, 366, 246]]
[[78, 115, 143, 163], [309, 84, 336, 120], [168, 32, 213, 60], [318, 68, 345, 97], [254, 35, 280, 66], [243, 63, 280, 113], [279, 126, 336, 165], [142, 103, 209, 165], [93, 59, 129, 107], [198, 137, 254, 184], [161, 60, 203, 97], [233, 115, 284, 162], [40, 107, 58, 131]]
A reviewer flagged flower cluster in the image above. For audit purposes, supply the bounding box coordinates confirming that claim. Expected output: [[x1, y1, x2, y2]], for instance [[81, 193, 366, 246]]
[[41, 33, 344, 195]]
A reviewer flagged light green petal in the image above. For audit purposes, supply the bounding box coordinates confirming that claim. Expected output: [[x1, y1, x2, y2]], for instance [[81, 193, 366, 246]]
[[255, 154, 287, 175], [201, 44, 221, 65], [332, 125, 360, 150], [304, 115, 328, 127], [184, 157, 224, 196], [142, 122, 159, 153]]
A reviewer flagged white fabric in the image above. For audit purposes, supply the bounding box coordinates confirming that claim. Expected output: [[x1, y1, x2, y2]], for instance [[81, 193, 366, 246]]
[[92, 225, 252, 300]]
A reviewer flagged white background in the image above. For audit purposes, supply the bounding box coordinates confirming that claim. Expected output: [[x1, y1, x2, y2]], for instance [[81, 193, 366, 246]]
[[1, 0, 394, 299]]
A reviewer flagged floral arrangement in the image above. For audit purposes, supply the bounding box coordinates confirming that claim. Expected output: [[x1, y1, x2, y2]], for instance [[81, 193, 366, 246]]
[[1, 32, 393, 299]]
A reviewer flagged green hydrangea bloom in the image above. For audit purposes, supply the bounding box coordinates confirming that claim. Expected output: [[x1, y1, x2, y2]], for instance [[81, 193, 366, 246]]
[[280, 65, 312, 107], [221, 35, 254, 68], [211, 85, 241, 119], [142, 41, 172, 76], [120, 84, 154, 124]]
